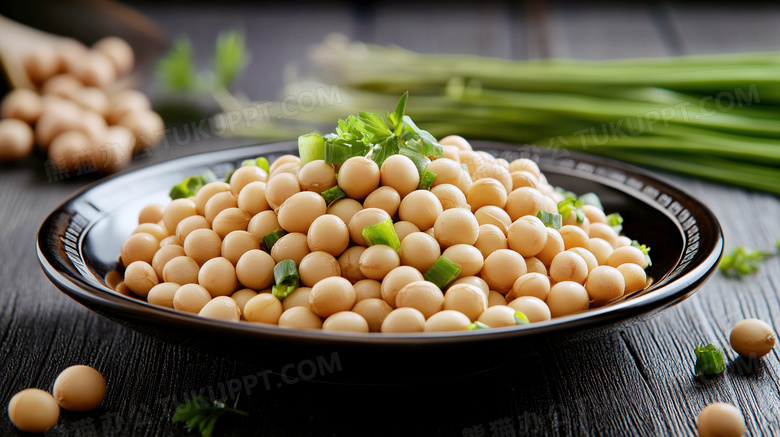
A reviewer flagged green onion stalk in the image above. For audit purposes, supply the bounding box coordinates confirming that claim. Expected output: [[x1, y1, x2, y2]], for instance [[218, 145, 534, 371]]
[[216, 35, 780, 194]]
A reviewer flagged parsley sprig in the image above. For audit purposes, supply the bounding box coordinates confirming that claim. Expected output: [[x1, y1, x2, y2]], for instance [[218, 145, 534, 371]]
[[308, 92, 443, 173], [172, 396, 248, 437], [719, 246, 775, 278]]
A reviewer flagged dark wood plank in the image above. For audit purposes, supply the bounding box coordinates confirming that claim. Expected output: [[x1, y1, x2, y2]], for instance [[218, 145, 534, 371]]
[[2, 2, 780, 436]]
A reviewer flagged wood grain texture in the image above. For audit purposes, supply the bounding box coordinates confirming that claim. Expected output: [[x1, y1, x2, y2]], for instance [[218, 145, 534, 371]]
[[1, 1, 780, 436]]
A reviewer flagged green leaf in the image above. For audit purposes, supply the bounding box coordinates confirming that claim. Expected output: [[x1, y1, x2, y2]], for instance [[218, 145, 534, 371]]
[[371, 135, 400, 168], [156, 37, 199, 92], [399, 145, 431, 175], [172, 397, 248, 437], [400, 116, 442, 158], [358, 112, 393, 141], [719, 246, 773, 277], [214, 30, 249, 89], [387, 91, 409, 133]]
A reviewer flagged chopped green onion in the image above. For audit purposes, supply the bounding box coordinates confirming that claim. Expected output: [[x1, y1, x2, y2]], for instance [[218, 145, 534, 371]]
[[298, 134, 325, 165], [631, 240, 652, 267], [272, 260, 299, 300], [263, 229, 287, 252], [557, 197, 585, 223], [514, 311, 530, 325], [536, 210, 562, 230], [169, 170, 217, 199], [423, 256, 461, 290], [719, 246, 773, 277], [228, 157, 271, 183], [417, 169, 437, 190], [606, 213, 624, 234], [321, 186, 346, 205], [467, 321, 490, 331], [323, 139, 354, 165], [255, 157, 270, 173], [224, 168, 237, 184], [361, 218, 401, 251], [578, 192, 603, 210], [554, 187, 577, 201], [694, 344, 725, 377]]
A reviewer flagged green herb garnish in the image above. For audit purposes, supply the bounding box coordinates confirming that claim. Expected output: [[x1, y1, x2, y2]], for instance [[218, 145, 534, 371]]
[[606, 213, 624, 235], [514, 311, 530, 325], [172, 396, 248, 437], [301, 92, 442, 177], [693, 344, 726, 377], [557, 197, 585, 223], [423, 256, 461, 290], [719, 246, 774, 277], [361, 218, 401, 251], [272, 260, 299, 300], [169, 170, 218, 199], [467, 321, 490, 331], [536, 210, 562, 230]]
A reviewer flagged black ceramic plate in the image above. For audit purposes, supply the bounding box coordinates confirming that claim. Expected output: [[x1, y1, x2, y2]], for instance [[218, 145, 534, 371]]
[[37, 141, 723, 383]]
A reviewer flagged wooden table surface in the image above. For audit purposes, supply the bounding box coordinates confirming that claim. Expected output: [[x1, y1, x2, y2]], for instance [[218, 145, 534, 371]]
[[2, 1, 780, 436]]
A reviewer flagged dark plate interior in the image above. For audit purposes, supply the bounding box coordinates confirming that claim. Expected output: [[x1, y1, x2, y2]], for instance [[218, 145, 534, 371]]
[[37, 141, 722, 383]]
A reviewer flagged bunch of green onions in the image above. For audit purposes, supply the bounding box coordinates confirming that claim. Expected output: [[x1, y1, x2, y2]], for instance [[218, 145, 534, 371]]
[[219, 35, 780, 194]]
